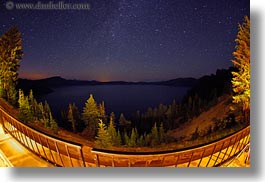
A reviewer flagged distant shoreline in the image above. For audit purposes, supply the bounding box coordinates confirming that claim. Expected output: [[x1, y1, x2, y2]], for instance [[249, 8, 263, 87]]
[[17, 76, 198, 96]]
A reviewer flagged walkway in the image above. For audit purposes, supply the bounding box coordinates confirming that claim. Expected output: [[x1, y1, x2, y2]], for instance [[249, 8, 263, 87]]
[[0, 125, 53, 167]]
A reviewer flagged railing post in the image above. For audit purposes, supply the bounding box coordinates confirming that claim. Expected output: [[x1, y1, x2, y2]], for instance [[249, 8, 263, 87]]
[[65, 145, 74, 167], [79, 147, 86, 167], [206, 145, 217, 167], [213, 142, 225, 166], [25, 127, 36, 152], [220, 138, 232, 163], [54, 141, 64, 167], [232, 132, 244, 156], [187, 152, 194, 167], [31, 132, 42, 157], [197, 148, 206, 167], [46, 138, 56, 165], [37, 134, 49, 161], [175, 155, 180, 167]]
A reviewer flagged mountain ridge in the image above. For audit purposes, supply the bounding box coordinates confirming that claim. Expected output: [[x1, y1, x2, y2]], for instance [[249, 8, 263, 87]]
[[17, 76, 198, 95]]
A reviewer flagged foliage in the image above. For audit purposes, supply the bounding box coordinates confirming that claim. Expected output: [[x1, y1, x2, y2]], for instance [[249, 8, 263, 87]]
[[18, 89, 33, 122], [231, 16, 250, 122], [107, 115, 117, 145], [67, 103, 81, 133], [0, 27, 23, 106], [82, 94, 101, 138], [18, 89, 58, 133], [118, 113, 131, 130], [95, 119, 112, 149]]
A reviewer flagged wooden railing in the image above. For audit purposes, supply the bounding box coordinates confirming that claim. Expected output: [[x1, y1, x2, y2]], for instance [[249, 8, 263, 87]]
[[0, 106, 250, 167]]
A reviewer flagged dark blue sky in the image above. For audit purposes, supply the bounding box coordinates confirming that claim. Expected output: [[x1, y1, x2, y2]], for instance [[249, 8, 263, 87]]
[[0, 0, 249, 81]]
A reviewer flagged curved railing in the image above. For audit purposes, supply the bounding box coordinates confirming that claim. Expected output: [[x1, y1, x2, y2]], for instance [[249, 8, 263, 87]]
[[0, 105, 250, 167]]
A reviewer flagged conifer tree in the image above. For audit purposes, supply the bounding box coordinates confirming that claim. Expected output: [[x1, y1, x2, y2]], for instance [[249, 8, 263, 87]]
[[49, 113, 58, 134], [95, 119, 111, 149], [150, 122, 159, 147], [0, 27, 23, 106], [115, 130, 122, 146], [118, 113, 131, 130], [123, 129, 130, 146], [231, 16, 250, 122], [107, 115, 117, 145], [159, 122, 165, 143], [98, 101, 106, 122], [138, 135, 145, 146], [18, 89, 33, 122], [67, 103, 77, 133], [128, 128, 137, 147], [82, 94, 100, 137]]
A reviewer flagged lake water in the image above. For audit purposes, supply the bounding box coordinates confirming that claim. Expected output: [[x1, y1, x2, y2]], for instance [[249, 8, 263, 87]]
[[37, 85, 191, 121]]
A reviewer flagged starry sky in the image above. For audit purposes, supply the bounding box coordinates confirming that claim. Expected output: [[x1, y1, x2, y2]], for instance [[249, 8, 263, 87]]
[[0, 0, 249, 82]]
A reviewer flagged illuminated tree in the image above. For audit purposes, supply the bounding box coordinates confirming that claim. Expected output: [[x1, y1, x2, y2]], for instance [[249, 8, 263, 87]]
[[107, 115, 117, 145], [95, 119, 111, 149], [18, 89, 33, 122], [98, 101, 106, 122], [150, 122, 159, 147], [0, 27, 23, 106], [231, 16, 250, 122], [49, 113, 58, 134], [128, 128, 137, 147], [82, 94, 100, 138]]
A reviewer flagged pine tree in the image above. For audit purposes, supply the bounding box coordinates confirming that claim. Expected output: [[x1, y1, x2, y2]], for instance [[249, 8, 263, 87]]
[[118, 113, 131, 130], [82, 94, 100, 137], [28, 89, 39, 121], [231, 16, 250, 122], [115, 130, 122, 146], [98, 101, 106, 122], [138, 135, 145, 146], [67, 103, 77, 133], [159, 122, 165, 143], [0, 27, 23, 106], [95, 119, 111, 149], [128, 128, 137, 147], [18, 89, 33, 122], [123, 129, 130, 146], [49, 113, 58, 134], [150, 122, 159, 147], [107, 115, 117, 145]]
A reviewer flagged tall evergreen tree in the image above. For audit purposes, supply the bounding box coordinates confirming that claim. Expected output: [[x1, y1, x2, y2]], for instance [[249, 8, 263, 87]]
[[82, 94, 100, 138], [231, 16, 250, 122], [128, 128, 137, 147], [98, 101, 106, 122], [18, 89, 33, 122], [115, 130, 122, 146], [118, 113, 131, 130], [67, 103, 77, 133], [150, 122, 159, 147], [159, 122, 165, 143], [0, 27, 23, 106], [49, 113, 58, 134], [95, 119, 111, 149], [107, 115, 117, 145]]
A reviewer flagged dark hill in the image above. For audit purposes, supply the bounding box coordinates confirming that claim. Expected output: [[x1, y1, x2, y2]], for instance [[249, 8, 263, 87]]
[[17, 76, 198, 96]]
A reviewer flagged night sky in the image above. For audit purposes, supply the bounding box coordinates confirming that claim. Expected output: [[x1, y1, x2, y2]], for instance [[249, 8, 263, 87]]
[[0, 0, 249, 82]]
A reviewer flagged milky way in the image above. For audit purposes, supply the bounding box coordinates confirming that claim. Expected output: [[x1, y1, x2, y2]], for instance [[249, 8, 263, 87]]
[[0, 0, 249, 81]]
